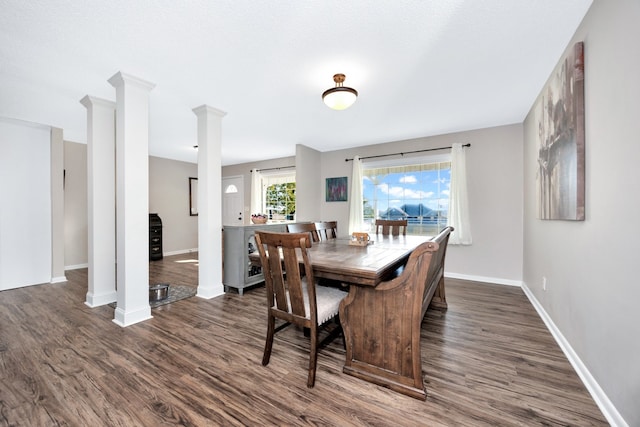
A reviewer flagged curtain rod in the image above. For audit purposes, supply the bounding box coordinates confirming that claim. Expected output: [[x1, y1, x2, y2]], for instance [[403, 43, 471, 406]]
[[344, 143, 471, 162], [250, 165, 295, 173]]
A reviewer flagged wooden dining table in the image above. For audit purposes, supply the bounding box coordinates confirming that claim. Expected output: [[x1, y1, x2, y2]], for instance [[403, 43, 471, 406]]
[[249, 234, 428, 285], [249, 233, 435, 398], [304, 234, 428, 285]]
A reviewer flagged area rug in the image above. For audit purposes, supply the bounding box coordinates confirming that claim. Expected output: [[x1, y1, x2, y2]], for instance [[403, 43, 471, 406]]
[[108, 284, 197, 309]]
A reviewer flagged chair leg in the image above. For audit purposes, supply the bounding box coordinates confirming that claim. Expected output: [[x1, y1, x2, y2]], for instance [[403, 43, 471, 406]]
[[262, 314, 275, 366], [307, 326, 318, 388]]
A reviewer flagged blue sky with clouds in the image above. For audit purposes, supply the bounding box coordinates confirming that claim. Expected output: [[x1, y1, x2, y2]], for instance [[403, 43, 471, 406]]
[[363, 167, 451, 217]]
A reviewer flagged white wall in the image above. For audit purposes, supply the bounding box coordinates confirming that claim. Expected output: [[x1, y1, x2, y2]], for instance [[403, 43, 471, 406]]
[[320, 124, 524, 284], [523, 1, 640, 425], [0, 118, 52, 289]]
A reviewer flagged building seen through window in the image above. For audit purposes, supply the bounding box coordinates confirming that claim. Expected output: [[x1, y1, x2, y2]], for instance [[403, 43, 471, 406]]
[[362, 158, 450, 236]]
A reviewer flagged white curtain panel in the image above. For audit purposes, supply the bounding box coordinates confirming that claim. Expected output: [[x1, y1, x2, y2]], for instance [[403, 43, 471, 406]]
[[250, 169, 262, 215], [348, 156, 364, 234], [447, 143, 472, 245]]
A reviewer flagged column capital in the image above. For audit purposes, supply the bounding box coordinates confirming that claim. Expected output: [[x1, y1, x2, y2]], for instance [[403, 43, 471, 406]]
[[80, 95, 116, 110], [108, 71, 155, 92], [192, 104, 227, 118]]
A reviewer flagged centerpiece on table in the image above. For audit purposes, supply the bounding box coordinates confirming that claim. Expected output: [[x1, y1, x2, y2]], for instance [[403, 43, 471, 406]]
[[251, 213, 268, 224]]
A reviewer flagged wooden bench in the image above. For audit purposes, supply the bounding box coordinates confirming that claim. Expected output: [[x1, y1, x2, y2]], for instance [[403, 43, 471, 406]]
[[340, 226, 454, 399]]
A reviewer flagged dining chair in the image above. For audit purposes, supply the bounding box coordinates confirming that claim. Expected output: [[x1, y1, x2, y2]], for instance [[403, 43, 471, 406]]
[[314, 221, 337, 241], [286, 222, 319, 243], [374, 219, 408, 236], [254, 231, 347, 388]]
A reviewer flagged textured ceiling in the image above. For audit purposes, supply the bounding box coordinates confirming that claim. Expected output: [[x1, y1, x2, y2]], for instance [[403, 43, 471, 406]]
[[0, 0, 592, 166]]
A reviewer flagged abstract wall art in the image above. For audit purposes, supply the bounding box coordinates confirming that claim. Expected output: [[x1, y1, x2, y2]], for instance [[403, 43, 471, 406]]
[[326, 176, 348, 202], [536, 41, 585, 220]]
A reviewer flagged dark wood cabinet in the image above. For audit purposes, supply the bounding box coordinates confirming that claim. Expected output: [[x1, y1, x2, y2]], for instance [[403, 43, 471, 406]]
[[149, 213, 163, 261]]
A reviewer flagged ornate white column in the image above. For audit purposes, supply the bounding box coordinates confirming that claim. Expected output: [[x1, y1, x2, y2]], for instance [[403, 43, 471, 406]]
[[192, 105, 226, 298], [80, 96, 117, 307], [108, 72, 155, 327]]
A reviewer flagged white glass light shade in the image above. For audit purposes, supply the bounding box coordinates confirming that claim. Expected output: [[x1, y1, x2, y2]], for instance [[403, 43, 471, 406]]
[[322, 74, 358, 110], [322, 88, 358, 110]]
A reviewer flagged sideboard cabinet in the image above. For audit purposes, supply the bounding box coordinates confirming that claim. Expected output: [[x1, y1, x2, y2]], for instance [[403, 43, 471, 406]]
[[223, 224, 287, 295]]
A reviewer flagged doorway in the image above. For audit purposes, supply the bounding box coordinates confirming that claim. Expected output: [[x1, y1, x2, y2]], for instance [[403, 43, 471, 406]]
[[222, 175, 244, 226]]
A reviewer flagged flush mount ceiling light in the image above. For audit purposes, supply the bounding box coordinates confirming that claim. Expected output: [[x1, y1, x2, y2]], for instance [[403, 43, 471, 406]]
[[322, 73, 358, 110]]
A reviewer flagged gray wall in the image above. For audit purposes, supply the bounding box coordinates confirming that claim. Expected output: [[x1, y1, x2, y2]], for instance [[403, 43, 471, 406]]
[[523, 1, 639, 425], [148, 156, 198, 254], [63, 143, 199, 267], [221, 125, 524, 285], [295, 144, 322, 222], [222, 155, 296, 223], [319, 124, 524, 284], [63, 141, 88, 268]]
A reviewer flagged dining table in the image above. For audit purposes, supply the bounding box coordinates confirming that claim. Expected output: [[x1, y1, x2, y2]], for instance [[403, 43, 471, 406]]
[[305, 234, 428, 284], [249, 233, 439, 398]]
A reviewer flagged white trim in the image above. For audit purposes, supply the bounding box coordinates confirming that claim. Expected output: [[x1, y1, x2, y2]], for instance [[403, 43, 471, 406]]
[[163, 248, 198, 257], [521, 282, 628, 427], [65, 263, 88, 270], [0, 115, 52, 130], [65, 249, 200, 267], [363, 152, 451, 168], [85, 290, 117, 307], [50, 276, 67, 283], [112, 306, 152, 328], [445, 272, 522, 287]]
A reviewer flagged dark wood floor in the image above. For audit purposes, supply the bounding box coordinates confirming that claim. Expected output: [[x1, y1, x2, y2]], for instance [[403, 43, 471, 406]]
[[0, 253, 608, 426]]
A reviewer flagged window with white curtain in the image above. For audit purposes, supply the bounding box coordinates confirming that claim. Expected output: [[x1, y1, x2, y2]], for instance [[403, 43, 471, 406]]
[[260, 171, 296, 222], [362, 154, 450, 235]]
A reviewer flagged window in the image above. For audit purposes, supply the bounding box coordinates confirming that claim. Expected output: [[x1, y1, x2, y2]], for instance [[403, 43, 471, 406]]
[[362, 156, 450, 235], [261, 172, 296, 221], [265, 182, 296, 221]]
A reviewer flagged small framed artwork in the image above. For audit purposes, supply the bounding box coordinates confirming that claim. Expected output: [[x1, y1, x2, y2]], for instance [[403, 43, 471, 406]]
[[326, 177, 348, 202]]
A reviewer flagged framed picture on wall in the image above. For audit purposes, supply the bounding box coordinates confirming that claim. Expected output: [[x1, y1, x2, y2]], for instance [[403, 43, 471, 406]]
[[535, 41, 585, 220], [189, 177, 198, 216], [326, 176, 348, 202]]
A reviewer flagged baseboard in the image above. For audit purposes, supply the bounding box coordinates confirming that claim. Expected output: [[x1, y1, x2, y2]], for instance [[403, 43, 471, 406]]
[[64, 249, 198, 270], [164, 248, 198, 257], [445, 272, 522, 287], [521, 282, 627, 427], [65, 263, 88, 271], [50, 276, 67, 283]]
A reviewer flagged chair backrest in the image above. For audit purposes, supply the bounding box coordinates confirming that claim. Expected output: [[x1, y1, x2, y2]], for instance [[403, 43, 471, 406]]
[[254, 231, 317, 325], [375, 219, 408, 236], [286, 223, 319, 243], [314, 221, 337, 241]]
